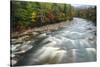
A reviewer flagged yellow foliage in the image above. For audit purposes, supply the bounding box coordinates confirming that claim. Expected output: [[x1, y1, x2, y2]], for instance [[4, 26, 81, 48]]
[[31, 11, 37, 22]]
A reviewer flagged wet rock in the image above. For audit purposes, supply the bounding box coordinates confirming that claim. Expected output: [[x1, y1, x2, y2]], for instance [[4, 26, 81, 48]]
[[12, 35, 30, 44], [36, 33, 47, 39], [13, 45, 33, 54], [11, 54, 15, 58], [11, 39, 16, 42], [11, 59, 17, 66], [11, 39, 23, 44], [12, 41, 33, 55], [18, 35, 30, 41], [32, 32, 39, 36], [11, 44, 21, 51]]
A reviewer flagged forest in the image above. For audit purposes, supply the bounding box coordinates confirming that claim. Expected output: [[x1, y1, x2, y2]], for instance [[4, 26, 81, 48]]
[[75, 6, 96, 23], [11, 1, 96, 33]]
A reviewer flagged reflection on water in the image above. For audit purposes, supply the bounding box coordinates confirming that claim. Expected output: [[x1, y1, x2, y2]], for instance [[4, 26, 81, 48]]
[[14, 18, 96, 66]]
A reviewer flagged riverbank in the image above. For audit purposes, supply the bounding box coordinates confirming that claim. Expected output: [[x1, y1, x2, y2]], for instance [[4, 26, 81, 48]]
[[11, 20, 71, 39]]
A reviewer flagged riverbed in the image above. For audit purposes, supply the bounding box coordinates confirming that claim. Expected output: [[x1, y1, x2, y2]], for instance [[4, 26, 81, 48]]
[[11, 17, 96, 66]]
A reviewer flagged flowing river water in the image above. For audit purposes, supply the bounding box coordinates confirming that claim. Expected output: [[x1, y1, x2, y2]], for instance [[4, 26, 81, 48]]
[[12, 17, 96, 66]]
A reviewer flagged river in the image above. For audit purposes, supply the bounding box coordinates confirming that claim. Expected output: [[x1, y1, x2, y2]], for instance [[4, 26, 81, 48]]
[[13, 17, 96, 66]]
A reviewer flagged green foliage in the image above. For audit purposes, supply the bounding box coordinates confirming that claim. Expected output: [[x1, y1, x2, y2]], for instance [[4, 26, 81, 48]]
[[11, 1, 75, 32], [75, 6, 96, 22], [11, 1, 96, 32]]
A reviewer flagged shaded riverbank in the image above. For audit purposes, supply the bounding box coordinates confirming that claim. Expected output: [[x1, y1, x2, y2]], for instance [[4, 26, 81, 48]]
[[11, 20, 71, 38]]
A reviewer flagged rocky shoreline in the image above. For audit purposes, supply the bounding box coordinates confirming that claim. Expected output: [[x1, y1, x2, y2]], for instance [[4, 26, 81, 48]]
[[11, 20, 71, 39], [11, 20, 71, 65]]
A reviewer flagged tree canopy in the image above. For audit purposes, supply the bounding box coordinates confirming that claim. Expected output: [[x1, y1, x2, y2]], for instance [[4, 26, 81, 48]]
[[11, 1, 96, 32]]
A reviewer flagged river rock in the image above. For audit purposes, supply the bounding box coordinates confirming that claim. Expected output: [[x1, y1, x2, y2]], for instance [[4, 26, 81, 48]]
[[32, 32, 39, 36], [11, 59, 17, 65], [36, 33, 47, 38]]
